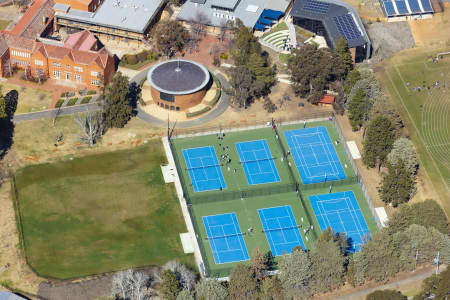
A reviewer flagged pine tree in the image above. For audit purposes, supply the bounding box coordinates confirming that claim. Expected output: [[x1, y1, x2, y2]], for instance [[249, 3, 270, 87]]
[[348, 88, 367, 131], [102, 72, 133, 128], [378, 160, 415, 206], [335, 36, 352, 74], [362, 116, 395, 169], [0, 95, 6, 119], [159, 270, 180, 300], [344, 69, 361, 95]]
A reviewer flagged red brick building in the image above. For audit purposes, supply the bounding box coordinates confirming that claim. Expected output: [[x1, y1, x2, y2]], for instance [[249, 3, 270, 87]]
[[0, 0, 115, 89]]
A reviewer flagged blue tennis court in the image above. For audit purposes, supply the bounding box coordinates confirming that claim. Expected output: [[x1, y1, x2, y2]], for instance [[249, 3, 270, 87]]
[[309, 191, 371, 252], [235, 140, 280, 185], [284, 126, 346, 184], [182, 146, 226, 192], [258, 205, 305, 256], [202, 213, 249, 264]]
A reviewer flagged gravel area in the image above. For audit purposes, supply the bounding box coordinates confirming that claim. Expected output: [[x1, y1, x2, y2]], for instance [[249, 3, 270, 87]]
[[365, 21, 415, 64]]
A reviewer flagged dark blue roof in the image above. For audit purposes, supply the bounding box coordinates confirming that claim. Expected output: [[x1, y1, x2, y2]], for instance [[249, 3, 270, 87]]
[[258, 17, 273, 25], [260, 9, 284, 20], [380, 0, 433, 16], [254, 23, 267, 31]]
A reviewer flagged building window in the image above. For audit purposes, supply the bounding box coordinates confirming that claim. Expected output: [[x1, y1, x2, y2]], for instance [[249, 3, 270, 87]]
[[176, 107, 180, 111], [74, 66, 83, 72], [53, 62, 61, 68], [75, 74, 82, 82], [160, 92, 174, 102], [12, 59, 29, 67], [34, 59, 43, 66], [91, 71, 99, 77], [53, 70, 61, 79], [66, 72, 70, 80], [165, 104, 168, 109], [91, 79, 100, 86], [12, 50, 30, 58]]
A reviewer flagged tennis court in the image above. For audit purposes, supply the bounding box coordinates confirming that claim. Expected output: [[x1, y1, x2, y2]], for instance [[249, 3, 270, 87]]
[[235, 140, 281, 185], [182, 146, 226, 192], [284, 126, 346, 184], [309, 191, 371, 252], [202, 213, 249, 264], [258, 205, 305, 256]]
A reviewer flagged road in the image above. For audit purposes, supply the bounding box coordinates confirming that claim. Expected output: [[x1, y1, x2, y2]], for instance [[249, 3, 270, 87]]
[[13, 103, 99, 123]]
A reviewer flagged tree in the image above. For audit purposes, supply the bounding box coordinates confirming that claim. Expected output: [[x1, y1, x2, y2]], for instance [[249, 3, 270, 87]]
[[277, 248, 313, 299], [102, 72, 133, 129], [370, 95, 403, 137], [229, 65, 253, 108], [310, 235, 347, 293], [230, 24, 259, 66], [163, 261, 197, 291], [379, 160, 415, 206], [176, 289, 194, 300], [366, 290, 406, 300], [250, 247, 268, 281], [0, 95, 6, 119], [334, 36, 352, 75], [362, 116, 395, 169], [263, 96, 277, 113], [159, 270, 180, 300], [190, 10, 209, 41], [153, 20, 190, 57], [386, 200, 448, 235], [317, 228, 349, 255], [228, 264, 258, 300], [387, 138, 418, 178], [348, 88, 368, 131], [247, 52, 276, 93], [111, 269, 150, 300], [195, 278, 228, 300], [414, 267, 450, 300], [4, 90, 18, 117], [74, 111, 104, 147], [261, 276, 284, 300], [344, 68, 361, 95]]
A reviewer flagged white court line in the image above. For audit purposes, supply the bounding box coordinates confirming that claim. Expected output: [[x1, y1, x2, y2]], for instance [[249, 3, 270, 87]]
[[231, 213, 249, 260], [259, 208, 278, 255], [204, 216, 221, 264]]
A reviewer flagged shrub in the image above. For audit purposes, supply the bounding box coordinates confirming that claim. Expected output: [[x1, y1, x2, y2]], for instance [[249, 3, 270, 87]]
[[67, 98, 78, 106], [55, 99, 64, 108], [219, 53, 228, 60], [137, 50, 148, 62], [186, 106, 211, 118], [87, 90, 97, 95], [127, 54, 138, 65], [81, 96, 92, 104], [60, 91, 75, 98]]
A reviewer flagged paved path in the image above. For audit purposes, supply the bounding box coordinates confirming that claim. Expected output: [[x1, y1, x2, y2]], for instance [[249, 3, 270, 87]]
[[12, 67, 230, 128]]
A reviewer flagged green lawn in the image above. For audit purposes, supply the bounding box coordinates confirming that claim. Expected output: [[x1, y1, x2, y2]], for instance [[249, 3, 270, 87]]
[[262, 22, 288, 39], [14, 143, 193, 279], [377, 49, 450, 214], [171, 121, 377, 277]]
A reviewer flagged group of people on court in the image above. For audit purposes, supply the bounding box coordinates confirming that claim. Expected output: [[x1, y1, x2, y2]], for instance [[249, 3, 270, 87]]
[[216, 132, 237, 175]]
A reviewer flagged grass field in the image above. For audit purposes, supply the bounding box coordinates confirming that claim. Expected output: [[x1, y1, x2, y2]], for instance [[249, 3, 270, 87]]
[[14, 143, 193, 279], [377, 48, 450, 215], [171, 120, 377, 277]]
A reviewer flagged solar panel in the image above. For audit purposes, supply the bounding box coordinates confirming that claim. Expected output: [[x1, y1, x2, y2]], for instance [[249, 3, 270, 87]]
[[303, 0, 330, 14], [420, 0, 433, 12], [407, 0, 421, 12], [395, 0, 409, 14], [332, 14, 361, 41], [383, 1, 396, 16]]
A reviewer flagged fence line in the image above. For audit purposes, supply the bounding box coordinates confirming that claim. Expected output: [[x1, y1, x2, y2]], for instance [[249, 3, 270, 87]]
[[332, 117, 382, 229]]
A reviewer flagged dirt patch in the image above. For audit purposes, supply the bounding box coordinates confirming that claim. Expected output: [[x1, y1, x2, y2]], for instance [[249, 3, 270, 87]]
[[408, 10, 450, 47], [0, 181, 41, 295], [366, 21, 415, 64]]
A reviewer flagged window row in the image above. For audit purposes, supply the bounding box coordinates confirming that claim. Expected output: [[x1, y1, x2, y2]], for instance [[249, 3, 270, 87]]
[[157, 102, 180, 111], [12, 50, 30, 58]]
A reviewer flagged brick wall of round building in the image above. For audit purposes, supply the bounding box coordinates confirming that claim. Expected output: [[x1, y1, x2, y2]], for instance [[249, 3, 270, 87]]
[[150, 86, 206, 111]]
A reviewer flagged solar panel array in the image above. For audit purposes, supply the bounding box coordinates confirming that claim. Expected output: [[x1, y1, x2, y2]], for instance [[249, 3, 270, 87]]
[[384, 1, 396, 15], [333, 14, 361, 41], [395, 0, 409, 14], [421, 0, 433, 12], [408, 0, 421, 12], [303, 0, 330, 14]]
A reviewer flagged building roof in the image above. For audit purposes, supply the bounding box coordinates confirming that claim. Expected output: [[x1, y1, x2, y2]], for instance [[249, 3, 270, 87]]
[[291, 0, 370, 49], [210, 0, 239, 9], [319, 94, 335, 104], [147, 59, 210, 95], [379, 0, 433, 17], [0, 292, 27, 300], [177, 0, 290, 29], [9, 0, 55, 38], [55, 0, 165, 33], [64, 30, 97, 51]]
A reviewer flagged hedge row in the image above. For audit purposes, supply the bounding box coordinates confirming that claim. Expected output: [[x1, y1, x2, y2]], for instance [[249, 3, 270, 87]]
[[186, 106, 211, 118], [81, 96, 92, 104], [121, 50, 159, 66], [67, 98, 78, 106]]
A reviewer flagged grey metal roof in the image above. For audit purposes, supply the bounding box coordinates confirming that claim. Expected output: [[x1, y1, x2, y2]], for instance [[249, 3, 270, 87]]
[[55, 0, 165, 33], [53, 2, 70, 12], [190, 0, 206, 3], [147, 59, 211, 95], [291, 0, 370, 50], [0, 292, 27, 300], [210, 0, 239, 9], [178, 0, 290, 28]]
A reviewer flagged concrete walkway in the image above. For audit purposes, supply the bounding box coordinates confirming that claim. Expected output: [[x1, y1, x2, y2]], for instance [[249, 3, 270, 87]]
[[13, 103, 99, 123]]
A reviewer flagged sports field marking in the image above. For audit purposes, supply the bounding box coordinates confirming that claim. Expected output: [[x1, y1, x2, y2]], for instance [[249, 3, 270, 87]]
[[182, 146, 227, 192], [309, 191, 370, 252], [202, 212, 249, 264], [388, 65, 450, 192], [235, 139, 281, 185], [284, 127, 346, 184], [258, 205, 305, 256]]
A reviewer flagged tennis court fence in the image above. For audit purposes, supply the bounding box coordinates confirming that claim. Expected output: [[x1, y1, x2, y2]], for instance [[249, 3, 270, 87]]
[[299, 176, 359, 191], [332, 117, 383, 229]]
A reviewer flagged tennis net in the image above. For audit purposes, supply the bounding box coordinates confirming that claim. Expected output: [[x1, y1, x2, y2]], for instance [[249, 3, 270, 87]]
[[262, 225, 302, 233], [186, 164, 221, 171], [205, 232, 246, 240], [239, 157, 275, 164]]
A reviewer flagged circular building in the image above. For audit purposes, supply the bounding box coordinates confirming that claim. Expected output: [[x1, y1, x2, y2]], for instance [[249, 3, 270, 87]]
[[147, 59, 211, 111]]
